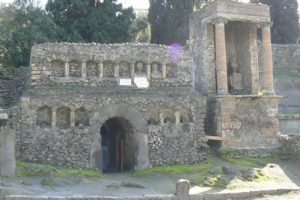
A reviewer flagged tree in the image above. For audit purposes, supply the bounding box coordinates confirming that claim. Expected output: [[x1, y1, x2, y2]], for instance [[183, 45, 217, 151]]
[[149, 0, 194, 45], [130, 13, 151, 43], [0, 1, 63, 67], [251, 0, 299, 44], [46, 0, 135, 43]]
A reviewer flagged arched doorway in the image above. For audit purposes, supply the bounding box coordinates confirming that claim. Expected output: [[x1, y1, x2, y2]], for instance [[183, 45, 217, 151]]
[[100, 117, 134, 173], [89, 103, 149, 171]]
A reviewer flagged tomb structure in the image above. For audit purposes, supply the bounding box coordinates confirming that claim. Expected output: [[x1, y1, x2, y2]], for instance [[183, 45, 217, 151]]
[[15, 0, 281, 171]]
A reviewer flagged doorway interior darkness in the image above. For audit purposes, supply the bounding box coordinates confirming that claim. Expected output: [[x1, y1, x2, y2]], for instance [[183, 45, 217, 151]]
[[100, 117, 134, 173]]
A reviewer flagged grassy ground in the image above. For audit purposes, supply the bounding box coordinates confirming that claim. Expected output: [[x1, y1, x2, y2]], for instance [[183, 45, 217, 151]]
[[15, 152, 280, 190], [16, 161, 103, 178]]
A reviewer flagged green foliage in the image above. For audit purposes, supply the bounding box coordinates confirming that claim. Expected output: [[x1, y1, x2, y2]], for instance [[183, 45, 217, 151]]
[[149, 0, 194, 45], [133, 160, 212, 176], [251, 0, 299, 44], [130, 13, 151, 43], [16, 161, 103, 178], [46, 0, 135, 43], [0, 1, 63, 67]]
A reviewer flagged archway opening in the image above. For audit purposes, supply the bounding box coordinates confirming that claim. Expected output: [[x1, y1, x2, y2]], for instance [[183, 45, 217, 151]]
[[100, 117, 134, 173]]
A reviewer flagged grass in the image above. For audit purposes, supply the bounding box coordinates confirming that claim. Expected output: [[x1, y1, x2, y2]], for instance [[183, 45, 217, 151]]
[[16, 161, 103, 178], [220, 156, 279, 167], [133, 160, 213, 176]]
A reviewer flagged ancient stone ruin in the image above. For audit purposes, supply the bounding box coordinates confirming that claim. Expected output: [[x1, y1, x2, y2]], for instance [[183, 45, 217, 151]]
[[2, 0, 295, 175]]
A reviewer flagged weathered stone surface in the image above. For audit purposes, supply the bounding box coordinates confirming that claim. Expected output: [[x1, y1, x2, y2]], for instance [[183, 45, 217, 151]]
[[0, 126, 16, 176], [176, 179, 190, 200]]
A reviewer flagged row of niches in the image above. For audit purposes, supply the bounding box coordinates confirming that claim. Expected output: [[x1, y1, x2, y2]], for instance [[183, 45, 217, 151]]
[[49, 60, 177, 79], [36, 106, 89, 129], [147, 108, 194, 126]]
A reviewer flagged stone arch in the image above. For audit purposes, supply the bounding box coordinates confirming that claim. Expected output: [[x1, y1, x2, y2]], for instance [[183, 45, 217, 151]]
[[36, 106, 52, 127], [69, 60, 81, 77], [56, 107, 71, 129], [166, 62, 177, 78], [151, 61, 163, 79], [180, 108, 194, 123], [163, 108, 175, 123], [119, 61, 131, 78], [86, 60, 98, 78], [75, 107, 89, 127], [89, 103, 149, 171], [135, 61, 147, 76], [51, 60, 65, 77], [103, 60, 115, 78], [147, 108, 160, 125]]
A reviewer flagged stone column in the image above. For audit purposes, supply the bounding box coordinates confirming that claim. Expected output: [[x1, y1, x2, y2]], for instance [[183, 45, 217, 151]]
[[262, 23, 275, 95], [70, 109, 75, 128], [115, 63, 119, 78], [249, 24, 259, 94], [175, 111, 180, 125], [162, 63, 167, 79], [98, 62, 103, 78], [81, 62, 87, 79], [213, 18, 228, 95], [160, 112, 164, 126], [51, 109, 56, 128], [65, 62, 69, 77], [147, 63, 151, 79], [131, 63, 135, 78]]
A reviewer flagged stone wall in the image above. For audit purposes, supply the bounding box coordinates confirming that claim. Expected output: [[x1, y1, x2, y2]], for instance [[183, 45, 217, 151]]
[[0, 67, 30, 108], [216, 96, 280, 151], [278, 134, 300, 158], [17, 87, 207, 169], [30, 43, 193, 88], [272, 44, 300, 134]]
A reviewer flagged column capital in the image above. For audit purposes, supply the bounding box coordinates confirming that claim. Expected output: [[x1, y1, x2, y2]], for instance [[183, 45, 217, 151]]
[[211, 17, 228, 25]]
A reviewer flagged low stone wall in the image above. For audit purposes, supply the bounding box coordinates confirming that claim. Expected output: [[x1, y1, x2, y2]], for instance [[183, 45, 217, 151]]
[[278, 134, 300, 158]]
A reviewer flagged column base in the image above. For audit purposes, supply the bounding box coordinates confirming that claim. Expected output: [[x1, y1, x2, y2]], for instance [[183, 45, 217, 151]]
[[217, 91, 228, 95], [264, 90, 275, 95]]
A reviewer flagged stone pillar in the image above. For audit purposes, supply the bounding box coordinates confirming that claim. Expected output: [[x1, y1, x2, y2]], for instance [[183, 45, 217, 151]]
[[160, 112, 164, 126], [65, 62, 69, 77], [98, 62, 103, 78], [262, 24, 275, 95], [175, 111, 180, 125], [176, 179, 190, 200], [162, 63, 167, 79], [52, 109, 56, 128], [0, 124, 16, 176], [114, 63, 119, 78], [70, 109, 75, 128], [214, 18, 228, 95], [131, 63, 135, 78], [249, 24, 259, 94], [147, 63, 151, 79], [81, 62, 87, 79]]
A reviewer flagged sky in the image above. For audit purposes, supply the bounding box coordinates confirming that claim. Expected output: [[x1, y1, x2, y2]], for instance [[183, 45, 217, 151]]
[[0, 0, 299, 11]]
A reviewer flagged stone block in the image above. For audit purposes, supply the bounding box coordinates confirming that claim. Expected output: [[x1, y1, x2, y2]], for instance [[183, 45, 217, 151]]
[[176, 179, 190, 200]]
